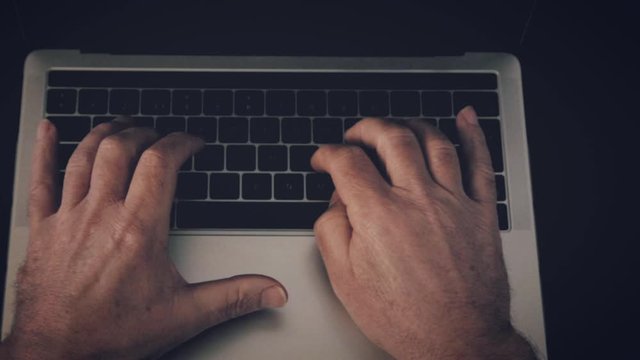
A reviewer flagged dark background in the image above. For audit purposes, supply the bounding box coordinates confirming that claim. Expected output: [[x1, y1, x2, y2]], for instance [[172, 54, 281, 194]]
[[1, 0, 638, 358]]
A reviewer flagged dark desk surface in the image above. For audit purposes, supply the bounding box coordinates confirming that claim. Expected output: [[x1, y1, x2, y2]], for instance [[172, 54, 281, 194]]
[[1, 1, 638, 358]]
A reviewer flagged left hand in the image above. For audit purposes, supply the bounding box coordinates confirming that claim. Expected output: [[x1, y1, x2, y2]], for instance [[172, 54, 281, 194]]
[[1, 119, 287, 359]]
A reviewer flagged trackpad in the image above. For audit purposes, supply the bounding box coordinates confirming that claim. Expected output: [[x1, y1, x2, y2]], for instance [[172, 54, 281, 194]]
[[164, 235, 389, 359]]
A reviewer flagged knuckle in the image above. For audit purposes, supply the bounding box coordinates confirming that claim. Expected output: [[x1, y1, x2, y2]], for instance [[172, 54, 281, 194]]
[[221, 286, 259, 320], [67, 148, 94, 171], [98, 135, 130, 158], [313, 210, 337, 235], [476, 163, 496, 179], [385, 124, 415, 140], [432, 143, 459, 165], [112, 215, 149, 252], [139, 148, 172, 170], [322, 145, 366, 170]]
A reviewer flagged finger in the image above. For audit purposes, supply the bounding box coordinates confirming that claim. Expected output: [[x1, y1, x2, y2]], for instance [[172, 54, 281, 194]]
[[456, 106, 497, 203], [311, 144, 389, 208], [178, 275, 287, 334], [60, 119, 131, 208], [125, 133, 204, 220], [405, 118, 464, 194], [29, 120, 58, 226], [344, 118, 432, 191], [314, 191, 352, 279], [88, 127, 159, 203]]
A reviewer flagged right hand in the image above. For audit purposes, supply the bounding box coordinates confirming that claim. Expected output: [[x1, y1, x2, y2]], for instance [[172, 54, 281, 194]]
[[311, 107, 536, 359]]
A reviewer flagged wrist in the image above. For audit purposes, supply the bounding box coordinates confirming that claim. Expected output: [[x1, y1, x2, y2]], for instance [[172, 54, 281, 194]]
[[403, 325, 537, 360], [453, 326, 537, 360], [1, 330, 68, 360]]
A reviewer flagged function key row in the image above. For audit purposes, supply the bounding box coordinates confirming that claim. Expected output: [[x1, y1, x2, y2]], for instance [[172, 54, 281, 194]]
[[47, 88, 500, 117]]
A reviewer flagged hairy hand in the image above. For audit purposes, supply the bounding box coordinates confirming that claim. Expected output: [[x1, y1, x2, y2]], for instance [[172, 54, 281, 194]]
[[3, 120, 287, 359], [312, 107, 536, 359]]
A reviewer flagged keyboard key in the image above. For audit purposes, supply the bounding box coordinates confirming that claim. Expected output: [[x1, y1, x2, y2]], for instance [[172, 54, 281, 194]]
[[155, 116, 186, 135], [226, 145, 255, 171], [235, 90, 264, 115], [109, 89, 140, 115], [359, 91, 389, 116], [328, 91, 358, 116], [210, 173, 240, 199], [479, 119, 504, 172], [454, 91, 499, 117], [298, 91, 327, 116], [496, 175, 506, 201], [497, 203, 509, 230], [344, 117, 361, 131], [438, 118, 459, 144], [242, 174, 272, 200], [57, 144, 77, 170], [290, 145, 318, 172], [390, 91, 420, 116], [281, 117, 311, 143], [47, 89, 77, 114], [92, 116, 115, 127], [313, 117, 343, 144], [266, 90, 295, 116], [177, 201, 328, 229], [250, 117, 280, 143], [274, 174, 304, 200], [176, 173, 208, 199], [258, 145, 287, 171], [141, 90, 170, 115], [203, 90, 233, 115], [78, 89, 108, 114], [187, 117, 217, 142], [194, 145, 224, 171], [306, 173, 334, 200], [133, 116, 154, 128], [172, 90, 202, 115], [421, 91, 452, 117], [219, 117, 249, 143], [48, 116, 91, 142]]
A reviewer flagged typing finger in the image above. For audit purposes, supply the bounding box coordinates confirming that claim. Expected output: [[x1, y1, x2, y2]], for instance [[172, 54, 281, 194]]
[[88, 127, 159, 203], [344, 118, 432, 192], [456, 106, 497, 204], [60, 119, 131, 209], [29, 120, 58, 226], [125, 132, 204, 225], [311, 144, 389, 210], [405, 118, 464, 194]]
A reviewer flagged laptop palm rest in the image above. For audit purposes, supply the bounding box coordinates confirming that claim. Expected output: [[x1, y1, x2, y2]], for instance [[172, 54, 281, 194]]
[[164, 235, 390, 359]]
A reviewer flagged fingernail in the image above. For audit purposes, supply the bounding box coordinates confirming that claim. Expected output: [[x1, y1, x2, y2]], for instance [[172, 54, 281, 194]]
[[37, 119, 51, 140], [461, 106, 478, 125], [260, 285, 287, 309]]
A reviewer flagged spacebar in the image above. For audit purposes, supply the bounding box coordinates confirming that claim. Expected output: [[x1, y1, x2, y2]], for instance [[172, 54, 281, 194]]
[[177, 201, 329, 229]]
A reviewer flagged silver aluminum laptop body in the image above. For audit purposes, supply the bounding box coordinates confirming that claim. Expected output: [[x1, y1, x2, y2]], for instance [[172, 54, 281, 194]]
[[3, 50, 546, 359]]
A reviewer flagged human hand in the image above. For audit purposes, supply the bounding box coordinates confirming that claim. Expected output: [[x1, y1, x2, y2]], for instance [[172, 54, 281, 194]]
[[312, 107, 536, 359], [1, 119, 287, 359]]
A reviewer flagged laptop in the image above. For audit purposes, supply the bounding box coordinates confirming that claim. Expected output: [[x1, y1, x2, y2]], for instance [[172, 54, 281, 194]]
[[2, 50, 546, 358]]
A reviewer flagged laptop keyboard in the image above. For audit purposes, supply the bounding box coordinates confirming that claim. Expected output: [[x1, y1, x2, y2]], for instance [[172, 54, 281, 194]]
[[46, 70, 509, 231]]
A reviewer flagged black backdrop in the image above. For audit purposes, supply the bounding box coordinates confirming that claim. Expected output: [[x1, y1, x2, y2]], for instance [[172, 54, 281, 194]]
[[1, 1, 638, 358]]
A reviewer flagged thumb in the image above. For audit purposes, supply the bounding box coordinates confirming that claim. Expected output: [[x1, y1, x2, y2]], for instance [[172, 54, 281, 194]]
[[179, 274, 288, 333]]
